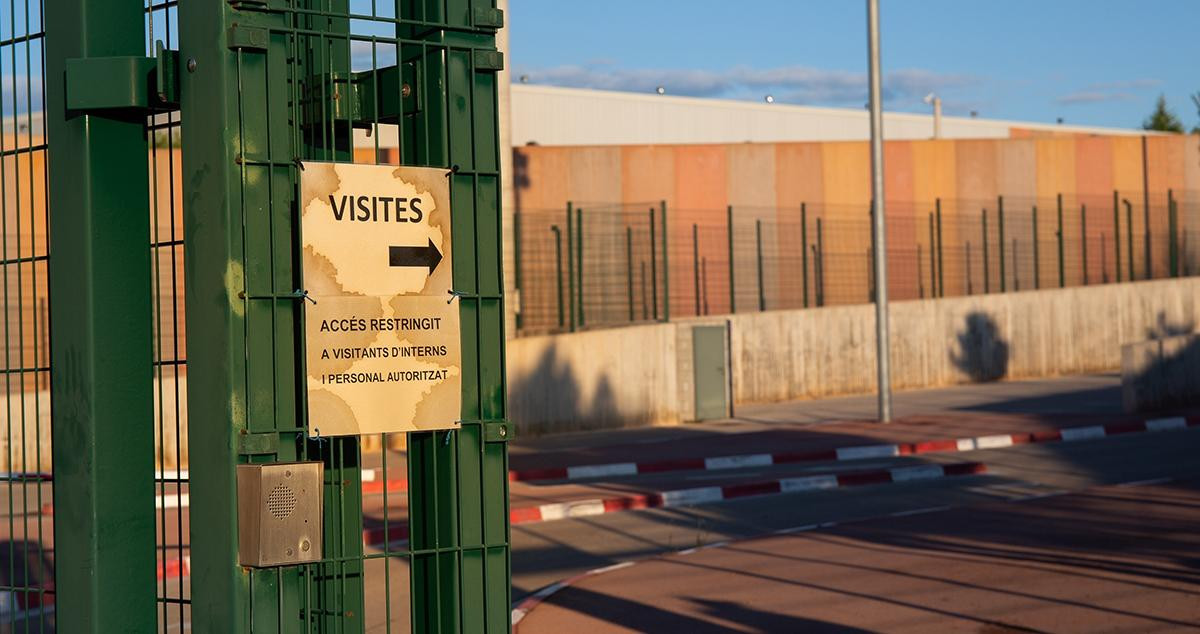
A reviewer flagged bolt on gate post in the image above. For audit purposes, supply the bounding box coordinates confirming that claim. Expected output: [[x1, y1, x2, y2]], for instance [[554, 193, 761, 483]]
[[178, 0, 512, 632]]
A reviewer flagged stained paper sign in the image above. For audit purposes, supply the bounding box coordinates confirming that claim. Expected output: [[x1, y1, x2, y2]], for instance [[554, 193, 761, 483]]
[[301, 162, 460, 436]]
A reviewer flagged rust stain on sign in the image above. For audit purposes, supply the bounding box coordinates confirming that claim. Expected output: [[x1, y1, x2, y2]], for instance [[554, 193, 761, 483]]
[[301, 162, 460, 436]]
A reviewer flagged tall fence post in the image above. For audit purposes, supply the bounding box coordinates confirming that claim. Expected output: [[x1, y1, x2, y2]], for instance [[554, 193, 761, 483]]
[[1081, 203, 1089, 285], [801, 203, 809, 308], [1012, 238, 1020, 291], [552, 226, 565, 328], [693, 223, 701, 316], [815, 217, 825, 306], [626, 227, 635, 321], [1057, 193, 1065, 288], [982, 208, 990, 293], [1169, 188, 1179, 277], [46, 0, 157, 627], [966, 242, 974, 295], [514, 209, 523, 330], [727, 205, 736, 313], [998, 196, 1006, 292], [648, 207, 658, 320], [1113, 190, 1122, 282], [928, 212, 936, 298], [936, 198, 945, 297], [661, 201, 671, 321], [1032, 204, 1040, 289], [567, 202, 576, 331], [1124, 198, 1135, 281], [756, 219, 766, 311], [576, 206, 585, 326]]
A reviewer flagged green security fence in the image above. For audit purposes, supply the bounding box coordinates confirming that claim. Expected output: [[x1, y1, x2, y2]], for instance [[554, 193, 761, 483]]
[[4, 0, 512, 631], [512, 193, 1200, 335]]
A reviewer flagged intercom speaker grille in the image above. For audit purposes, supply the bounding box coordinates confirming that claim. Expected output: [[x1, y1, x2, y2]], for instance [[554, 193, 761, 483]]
[[266, 484, 297, 519]]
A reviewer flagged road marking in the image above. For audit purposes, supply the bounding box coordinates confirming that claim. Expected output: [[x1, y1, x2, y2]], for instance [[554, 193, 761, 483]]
[[889, 505, 951, 517], [1146, 417, 1186, 432], [660, 487, 723, 507], [956, 434, 1014, 451], [780, 474, 839, 493], [1117, 477, 1173, 487], [567, 462, 638, 479], [836, 445, 899, 460], [889, 464, 944, 482], [705, 454, 773, 470], [1059, 425, 1106, 441]]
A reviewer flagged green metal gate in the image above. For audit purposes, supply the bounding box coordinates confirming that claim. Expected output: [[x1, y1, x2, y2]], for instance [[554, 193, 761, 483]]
[[33, 0, 511, 631]]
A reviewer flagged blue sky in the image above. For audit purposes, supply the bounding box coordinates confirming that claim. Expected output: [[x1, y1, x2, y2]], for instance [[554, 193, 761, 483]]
[[509, 0, 1199, 130]]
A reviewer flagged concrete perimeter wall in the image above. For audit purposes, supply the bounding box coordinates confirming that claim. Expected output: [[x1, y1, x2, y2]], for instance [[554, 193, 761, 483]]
[[508, 278, 1200, 435]]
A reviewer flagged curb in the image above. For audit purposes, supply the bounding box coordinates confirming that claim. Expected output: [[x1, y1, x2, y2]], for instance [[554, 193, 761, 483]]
[[501, 414, 1200, 485], [363, 461, 987, 549]]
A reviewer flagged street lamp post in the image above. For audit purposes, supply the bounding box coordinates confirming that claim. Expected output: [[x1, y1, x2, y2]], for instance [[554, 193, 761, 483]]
[[867, 0, 892, 422]]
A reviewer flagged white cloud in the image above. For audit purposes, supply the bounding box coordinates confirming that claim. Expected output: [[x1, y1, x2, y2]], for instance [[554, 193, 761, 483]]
[[1056, 91, 1137, 105], [514, 63, 977, 107], [1056, 78, 1160, 106]]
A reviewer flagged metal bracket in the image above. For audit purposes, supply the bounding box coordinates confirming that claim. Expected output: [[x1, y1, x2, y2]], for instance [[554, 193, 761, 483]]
[[472, 7, 504, 29], [473, 50, 504, 72], [483, 420, 513, 443], [228, 24, 269, 52], [238, 431, 277, 455], [302, 62, 420, 130], [65, 41, 180, 115]]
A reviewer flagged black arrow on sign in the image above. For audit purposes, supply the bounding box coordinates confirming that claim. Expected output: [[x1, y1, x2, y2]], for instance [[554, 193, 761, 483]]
[[389, 239, 443, 274]]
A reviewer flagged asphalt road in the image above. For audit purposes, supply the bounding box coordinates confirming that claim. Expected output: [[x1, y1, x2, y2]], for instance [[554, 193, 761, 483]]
[[512, 427, 1200, 633]]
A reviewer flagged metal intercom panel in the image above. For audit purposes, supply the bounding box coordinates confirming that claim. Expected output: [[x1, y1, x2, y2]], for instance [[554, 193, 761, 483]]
[[237, 462, 323, 567]]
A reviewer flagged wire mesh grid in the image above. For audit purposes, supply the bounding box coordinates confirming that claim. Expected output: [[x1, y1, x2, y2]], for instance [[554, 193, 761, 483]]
[[0, 0, 54, 629], [514, 193, 1200, 335]]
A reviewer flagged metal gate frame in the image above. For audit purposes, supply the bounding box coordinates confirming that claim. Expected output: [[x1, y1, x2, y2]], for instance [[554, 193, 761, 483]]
[[45, 0, 511, 630]]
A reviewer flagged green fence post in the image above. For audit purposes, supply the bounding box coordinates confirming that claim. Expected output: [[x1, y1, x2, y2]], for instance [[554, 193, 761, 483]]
[[661, 201, 671, 321], [756, 219, 766, 311], [577, 206, 585, 326], [998, 196, 1006, 292], [514, 209, 523, 329], [928, 212, 936, 298], [1057, 194, 1065, 288], [1125, 198, 1135, 280], [552, 226, 565, 328], [1113, 190, 1122, 282], [801, 203, 809, 307], [626, 227, 635, 321], [46, 0, 157, 628], [1169, 189, 1179, 277], [917, 243, 925, 298], [649, 208, 658, 320], [1032, 205, 1040, 289], [1081, 203, 1089, 285], [815, 217, 825, 306], [728, 205, 737, 313], [936, 198, 945, 297], [566, 202, 575, 331], [966, 242, 974, 295], [1012, 238, 1020, 291], [693, 223, 701, 316], [982, 208, 990, 293]]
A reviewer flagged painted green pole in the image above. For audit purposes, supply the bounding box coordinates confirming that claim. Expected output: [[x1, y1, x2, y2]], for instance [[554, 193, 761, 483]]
[[1032, 205, 1040, 289], [998, 196, 1006, 292], [928, 212, 936, 298], [966, 242, 974, 294], [1057, 193, 1065, 288], [1081, 203, 1089, 285], [514, 209, 523, 329], [936, 198, 945, 297], [577, 206, 585, 326], [1125, 198, 1135, 280], [801, 203, 809, 308], [46, 0, 157, 628], [627, 227, 635, 321], [552, 226, 565, 328], [756, 219, 766, 311], [661, 201, 671, 321], [566, 202, 575, 331], [982, 208, 990, 293], [727, 205, 736, 313], [917, 243, 925, 298], [1113, 190, 1122, 282], [648, 208, 658, 320], [693, 223, 702, 316], [1012, 239, 1020, 291], [815, 217, 825, 306], [1169, 189, 1178, 277]]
